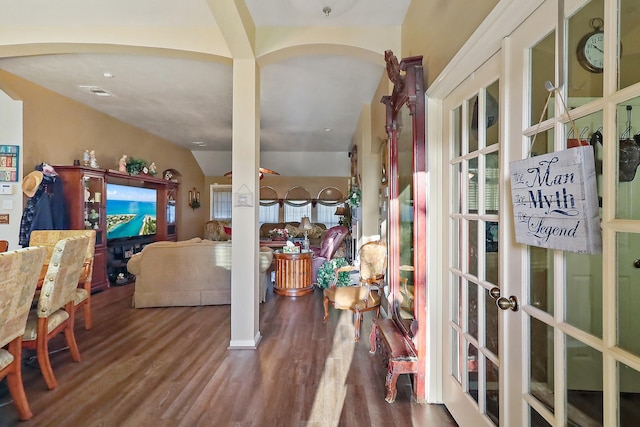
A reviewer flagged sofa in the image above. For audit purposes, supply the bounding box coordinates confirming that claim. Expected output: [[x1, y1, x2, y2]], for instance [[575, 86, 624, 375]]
[[259, 222, 327, 247], [127, 238, 274, 308]]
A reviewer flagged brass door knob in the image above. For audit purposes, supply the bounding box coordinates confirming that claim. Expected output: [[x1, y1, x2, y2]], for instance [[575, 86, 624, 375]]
[[496, 296, 519, 312]]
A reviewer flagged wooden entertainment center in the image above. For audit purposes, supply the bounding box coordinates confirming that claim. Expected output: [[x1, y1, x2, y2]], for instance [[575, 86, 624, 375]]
[[54, 165, 179, 292]]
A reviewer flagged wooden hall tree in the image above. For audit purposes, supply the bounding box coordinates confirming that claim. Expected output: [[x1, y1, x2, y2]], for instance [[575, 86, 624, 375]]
[[374, 51, 426, 402]]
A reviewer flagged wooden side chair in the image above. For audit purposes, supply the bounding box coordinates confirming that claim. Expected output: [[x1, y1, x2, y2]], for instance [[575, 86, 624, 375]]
[[322, 240, 388, 342], [29, 230, 96, 330], [0, 246, 46, 420], [22, 235, 89, 390], [0, 240, 8, 252]]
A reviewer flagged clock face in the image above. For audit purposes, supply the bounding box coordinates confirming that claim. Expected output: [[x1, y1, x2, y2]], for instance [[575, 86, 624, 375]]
[[580, 31, 604, 72]]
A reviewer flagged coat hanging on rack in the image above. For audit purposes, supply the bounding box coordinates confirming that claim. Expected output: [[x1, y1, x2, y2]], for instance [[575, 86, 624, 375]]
[[18, 163, 68, 247]]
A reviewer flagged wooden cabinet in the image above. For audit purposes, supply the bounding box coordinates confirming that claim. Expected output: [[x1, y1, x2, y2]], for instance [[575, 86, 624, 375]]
[[55, 166, 108, 292], [273, 251, 313, 296], [54, 166, 179, 292]]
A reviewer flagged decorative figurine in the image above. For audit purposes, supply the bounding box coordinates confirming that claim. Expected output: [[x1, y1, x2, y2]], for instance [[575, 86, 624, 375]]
[[118, 155, 128, 172], [83, 150, 90, 166], [148, 162, 157, 176], [163, 170, 173, 181], [89, 150, 99, 168]]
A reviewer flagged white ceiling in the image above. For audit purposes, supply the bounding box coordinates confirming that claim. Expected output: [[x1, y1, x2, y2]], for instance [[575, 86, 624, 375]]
[[0, 0, 411, 176]]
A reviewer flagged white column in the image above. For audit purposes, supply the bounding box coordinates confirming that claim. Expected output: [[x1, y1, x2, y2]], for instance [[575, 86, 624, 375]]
[[228, 58, 261, 349]]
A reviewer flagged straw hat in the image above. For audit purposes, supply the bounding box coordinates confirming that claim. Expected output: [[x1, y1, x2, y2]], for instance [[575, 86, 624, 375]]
[[22, 171, 44, 197]]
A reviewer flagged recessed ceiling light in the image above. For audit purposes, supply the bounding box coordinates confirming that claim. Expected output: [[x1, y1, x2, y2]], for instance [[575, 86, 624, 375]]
[[103, 72, 114, 78], [324, 128, 333, 132], [192, 141, 207, 146]]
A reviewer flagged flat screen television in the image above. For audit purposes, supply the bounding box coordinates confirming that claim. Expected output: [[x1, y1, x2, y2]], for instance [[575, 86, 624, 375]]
[[106, 183, 157, 240]]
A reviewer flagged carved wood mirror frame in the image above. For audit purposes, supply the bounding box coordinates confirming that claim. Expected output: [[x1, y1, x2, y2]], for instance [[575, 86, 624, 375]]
[[381, 50, 427, 401]]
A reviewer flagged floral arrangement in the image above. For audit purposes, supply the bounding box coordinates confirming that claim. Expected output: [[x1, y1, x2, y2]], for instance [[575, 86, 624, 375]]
[[268, 228, 289, 240], [346, 187, 361, 208], [316, 257, 350, 289]]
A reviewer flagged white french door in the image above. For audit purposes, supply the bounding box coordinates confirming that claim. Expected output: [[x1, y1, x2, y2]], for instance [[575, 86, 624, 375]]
[[441, 49, 521, 426], [441, 0, 640, 425]]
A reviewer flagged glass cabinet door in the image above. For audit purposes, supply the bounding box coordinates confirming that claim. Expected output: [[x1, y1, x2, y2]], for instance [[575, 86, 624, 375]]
[[397, 104, 416, 333], [83, 174, 104, 245]]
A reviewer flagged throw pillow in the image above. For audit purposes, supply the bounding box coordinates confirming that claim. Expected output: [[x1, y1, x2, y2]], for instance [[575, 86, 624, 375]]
[[308, 224, 324, 239], [285, 224, 301, 237]]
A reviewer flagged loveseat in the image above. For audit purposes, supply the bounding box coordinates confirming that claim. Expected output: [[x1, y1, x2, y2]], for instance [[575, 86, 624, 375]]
[[259, 222, 327, 247], [127, 238, 274, 308]]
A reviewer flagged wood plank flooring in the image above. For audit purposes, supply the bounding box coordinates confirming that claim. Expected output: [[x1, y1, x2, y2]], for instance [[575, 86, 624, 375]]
[[0, 283, 457, 427]]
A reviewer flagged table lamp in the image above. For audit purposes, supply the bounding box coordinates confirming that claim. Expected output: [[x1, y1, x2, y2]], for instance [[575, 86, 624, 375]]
[[334, 206, 347, 226], [300, 216, 313, 251]]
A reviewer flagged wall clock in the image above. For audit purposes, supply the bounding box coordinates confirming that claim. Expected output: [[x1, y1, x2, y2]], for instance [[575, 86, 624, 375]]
[[576, 18, 604, 73]]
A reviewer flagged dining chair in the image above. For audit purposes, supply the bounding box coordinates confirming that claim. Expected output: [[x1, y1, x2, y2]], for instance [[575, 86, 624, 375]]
[[29, 230, 96, 330], [0, 246, 46, 420], [322, 240, 387, 342], [0, 240, 8, 252], [22, 235, 89, 390]]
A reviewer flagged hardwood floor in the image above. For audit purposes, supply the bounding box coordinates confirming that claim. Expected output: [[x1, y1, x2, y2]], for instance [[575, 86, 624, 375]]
[[0, 283, 457, 427]]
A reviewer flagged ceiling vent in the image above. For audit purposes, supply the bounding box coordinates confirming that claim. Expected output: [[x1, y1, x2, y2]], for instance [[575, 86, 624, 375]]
[[78, 85, 112, 97]]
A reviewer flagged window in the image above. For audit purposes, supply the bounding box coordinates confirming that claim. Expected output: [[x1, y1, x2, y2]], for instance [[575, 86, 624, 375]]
[[284, 203, 311, 222], [210, 184, 232, 220], [259, 204, 279, 225], [316, 186, 345, 228], [316, 203, 344, 228], [283, 186, 312, 222]]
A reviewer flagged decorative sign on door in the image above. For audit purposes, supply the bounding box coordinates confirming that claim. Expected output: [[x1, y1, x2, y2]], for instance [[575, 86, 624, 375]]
[[510, 146, 602, 254]]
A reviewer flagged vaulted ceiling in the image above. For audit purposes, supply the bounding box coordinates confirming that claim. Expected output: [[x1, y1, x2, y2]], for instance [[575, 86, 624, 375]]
[[0, 0, 411, 176]]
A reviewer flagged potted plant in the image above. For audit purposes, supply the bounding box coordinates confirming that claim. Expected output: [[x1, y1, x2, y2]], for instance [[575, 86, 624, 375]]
[[316, 257, 350, 289], [125, 157, 148, 176]]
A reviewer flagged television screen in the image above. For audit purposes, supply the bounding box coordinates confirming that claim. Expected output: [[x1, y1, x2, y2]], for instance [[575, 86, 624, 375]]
[[106, 183, 157, 240]]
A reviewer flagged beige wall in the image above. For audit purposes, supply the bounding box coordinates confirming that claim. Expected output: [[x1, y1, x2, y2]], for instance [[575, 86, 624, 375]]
[[402, 0, 499, 87], [0, 69, 207, 240]]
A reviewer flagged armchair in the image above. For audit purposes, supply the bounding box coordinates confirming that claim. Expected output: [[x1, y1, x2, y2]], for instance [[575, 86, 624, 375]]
[[322, 240, 387, 342], [311, 225, 349, 283]]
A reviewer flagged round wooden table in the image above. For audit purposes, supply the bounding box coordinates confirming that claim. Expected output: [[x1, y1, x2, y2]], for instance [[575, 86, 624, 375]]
[[273, 251, 313, 296]]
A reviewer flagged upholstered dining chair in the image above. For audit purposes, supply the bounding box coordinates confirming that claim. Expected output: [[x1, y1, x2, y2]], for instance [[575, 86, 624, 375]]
[[311, 225, 349, 283], [22, 235, 89, 390], [0, 246, 46, 420], [29, 230, 96, 330], [322, 240, 387, 342], [0, 240, 8, 252]]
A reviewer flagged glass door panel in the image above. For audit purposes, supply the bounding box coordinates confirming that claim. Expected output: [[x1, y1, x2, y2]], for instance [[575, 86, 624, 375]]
[[529, 317, 555, 416], [530, 30, 556, 127], [616, 232, 640, 357], [567, 0, 604, 103], [618, 362, 640, 425], [83, 174, 104, 245], [529, 246, 554, 314], [618, 0, 640, 90], [615, 97, 640, 219], [397, 103, 415, 328], [565, 336, 603, 426]]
